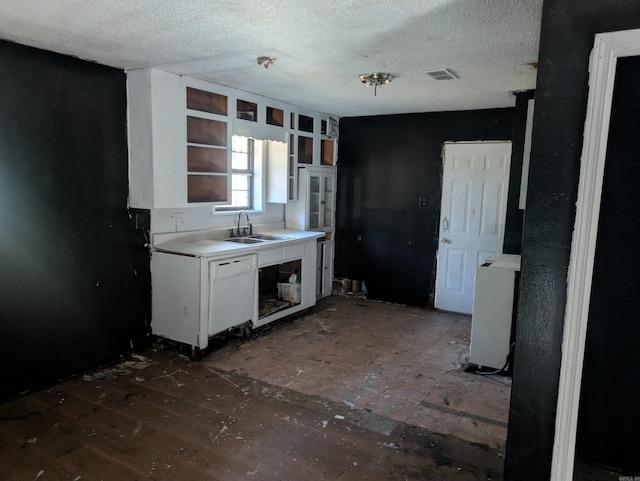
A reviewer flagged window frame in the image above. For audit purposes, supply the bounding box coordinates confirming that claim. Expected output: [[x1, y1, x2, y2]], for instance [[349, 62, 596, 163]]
[[217, 136, 255, 212]]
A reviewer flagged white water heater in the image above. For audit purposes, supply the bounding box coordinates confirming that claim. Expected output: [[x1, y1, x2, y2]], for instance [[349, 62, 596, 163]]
[[470, 254, 521, 370]]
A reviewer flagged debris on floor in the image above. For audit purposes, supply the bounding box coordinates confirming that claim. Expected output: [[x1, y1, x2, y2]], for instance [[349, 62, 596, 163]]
[[121, 354, 152, 370], [83, 353, 152, 381], [83, 367, 130, 382], [333, 278, 367, 298]]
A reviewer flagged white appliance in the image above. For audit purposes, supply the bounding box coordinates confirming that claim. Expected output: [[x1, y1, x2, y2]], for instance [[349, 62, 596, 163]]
[[470, 254, 521, 370], [209, 254, 257, 335]]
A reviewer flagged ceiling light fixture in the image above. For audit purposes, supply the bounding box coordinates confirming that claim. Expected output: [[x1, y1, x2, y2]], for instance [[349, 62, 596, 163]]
[[257, 56, 276, 68], [359, 72, 394, 96]]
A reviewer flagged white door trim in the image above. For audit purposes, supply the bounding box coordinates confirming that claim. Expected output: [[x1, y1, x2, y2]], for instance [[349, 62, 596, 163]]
[[551, 28, 640, 481]]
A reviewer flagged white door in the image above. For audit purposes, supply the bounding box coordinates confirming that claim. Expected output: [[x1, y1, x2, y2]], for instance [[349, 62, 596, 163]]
[[434, 141, 512, 314]]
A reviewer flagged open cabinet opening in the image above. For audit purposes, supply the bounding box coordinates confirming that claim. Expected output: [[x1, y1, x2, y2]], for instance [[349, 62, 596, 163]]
[[258, 259, 302, 319]]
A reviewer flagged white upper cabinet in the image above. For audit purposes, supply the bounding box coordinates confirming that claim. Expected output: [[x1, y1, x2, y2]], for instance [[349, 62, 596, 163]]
[[185, 86, 231, 205], [127, 68, 337, 210], [128, 69, 233, 208], [286, 166, 336, 234], [128, 68, 194, 208]]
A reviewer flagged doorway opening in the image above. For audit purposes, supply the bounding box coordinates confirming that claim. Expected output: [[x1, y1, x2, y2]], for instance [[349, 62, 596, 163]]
[[551, 28, 640, 481]]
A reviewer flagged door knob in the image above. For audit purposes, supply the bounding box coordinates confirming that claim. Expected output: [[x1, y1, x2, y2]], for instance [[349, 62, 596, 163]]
[[441, 237, 452, 244]]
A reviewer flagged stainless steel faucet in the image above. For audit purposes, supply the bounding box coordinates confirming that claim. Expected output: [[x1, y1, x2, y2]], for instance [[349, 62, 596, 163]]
[[236, 210, 252, 236]]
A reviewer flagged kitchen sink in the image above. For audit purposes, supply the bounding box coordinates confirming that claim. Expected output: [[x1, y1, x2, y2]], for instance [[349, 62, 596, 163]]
[[225, 237, 265, 244], [248, 234, 288, 241]]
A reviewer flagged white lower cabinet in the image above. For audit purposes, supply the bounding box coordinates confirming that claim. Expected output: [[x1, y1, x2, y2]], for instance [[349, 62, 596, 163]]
[[254, 241, 316, 328], [152, 252, 204, 348], [152, 251, 257, 350], [151, 237, 318, 352]]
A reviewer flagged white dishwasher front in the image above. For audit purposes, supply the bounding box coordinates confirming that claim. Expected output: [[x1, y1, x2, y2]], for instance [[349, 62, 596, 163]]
[[209, 254, 257, 337]]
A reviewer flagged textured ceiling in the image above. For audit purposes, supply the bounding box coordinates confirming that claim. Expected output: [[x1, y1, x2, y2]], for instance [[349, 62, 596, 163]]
[[0, 0, 543, 117]]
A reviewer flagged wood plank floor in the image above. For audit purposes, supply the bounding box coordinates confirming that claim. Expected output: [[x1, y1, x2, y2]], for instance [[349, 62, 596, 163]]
[[206, 296, 511, 450], [0, 297, 507, 480]]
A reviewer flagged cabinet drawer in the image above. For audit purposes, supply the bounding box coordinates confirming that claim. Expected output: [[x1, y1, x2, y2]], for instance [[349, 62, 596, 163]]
[[258, 247, 284, 267], [211, 255, 256, 279], [284, 243, 305, 261]]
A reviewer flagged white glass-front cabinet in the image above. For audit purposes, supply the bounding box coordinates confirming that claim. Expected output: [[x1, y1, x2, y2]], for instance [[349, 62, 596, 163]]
[[286, 166, 336, 298], [307, 172, 335, 230], [286, 166, 335, 232]]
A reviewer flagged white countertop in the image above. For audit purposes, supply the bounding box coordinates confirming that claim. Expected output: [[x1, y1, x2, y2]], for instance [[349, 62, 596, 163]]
[[153, 229, 326, 258]]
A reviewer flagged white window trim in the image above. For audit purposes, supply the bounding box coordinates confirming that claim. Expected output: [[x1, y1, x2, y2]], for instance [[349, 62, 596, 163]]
[[216, 136, 265, 214]]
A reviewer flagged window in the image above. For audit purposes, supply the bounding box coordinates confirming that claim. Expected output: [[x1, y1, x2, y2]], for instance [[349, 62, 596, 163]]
[[215, 135, 269, 213], [218, 136, 255, 211]]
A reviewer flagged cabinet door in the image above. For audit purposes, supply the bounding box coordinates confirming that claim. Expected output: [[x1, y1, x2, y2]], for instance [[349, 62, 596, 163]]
[[288, 134, 298, 201], [151, 252, 203, 347], [266, 140, 288, 204], [308, 173, 321, 229], [321, 173, 335, 230], [317, 240, 334, 298]]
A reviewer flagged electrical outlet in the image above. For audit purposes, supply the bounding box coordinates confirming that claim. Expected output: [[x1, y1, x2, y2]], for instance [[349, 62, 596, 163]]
[[170, 211, 184, 231], [418, 195, 430, 208], [135, 213, 146, 230]]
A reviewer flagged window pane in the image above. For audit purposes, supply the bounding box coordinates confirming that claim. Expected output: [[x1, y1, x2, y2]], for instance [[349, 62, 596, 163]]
[[217, 135, 255, 211], [232, 152, 249, 170], [232, 174, 250, 190], [233, 191, 249, 208], [233, 136, 249, 152]]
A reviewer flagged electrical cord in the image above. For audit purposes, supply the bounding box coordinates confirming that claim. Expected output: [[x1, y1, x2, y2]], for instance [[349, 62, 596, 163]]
[[466, 342, 516, 376]]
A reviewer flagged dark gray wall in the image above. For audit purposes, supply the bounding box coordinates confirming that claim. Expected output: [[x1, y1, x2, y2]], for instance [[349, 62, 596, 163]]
[[503, 91, 534, 255], [335, 109, 515, 307], [0, 40, 151, 400], [504, 1, 640, 480]]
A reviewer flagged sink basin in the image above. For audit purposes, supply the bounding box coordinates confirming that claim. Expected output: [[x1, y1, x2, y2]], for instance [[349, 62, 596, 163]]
[[225, 237, 265, 244], [248, 234, 288, 241]]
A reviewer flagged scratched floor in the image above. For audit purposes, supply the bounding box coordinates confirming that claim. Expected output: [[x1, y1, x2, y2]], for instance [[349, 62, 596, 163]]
[[0, 296, 509, 480], [206, 295, 511, 450]]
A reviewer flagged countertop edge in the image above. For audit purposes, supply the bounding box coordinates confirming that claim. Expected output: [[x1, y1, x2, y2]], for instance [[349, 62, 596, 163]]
[[152, 230, 326, 259]]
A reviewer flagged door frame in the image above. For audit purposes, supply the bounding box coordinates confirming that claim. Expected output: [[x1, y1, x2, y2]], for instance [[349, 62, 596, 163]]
[[551, 28, 640, 481]]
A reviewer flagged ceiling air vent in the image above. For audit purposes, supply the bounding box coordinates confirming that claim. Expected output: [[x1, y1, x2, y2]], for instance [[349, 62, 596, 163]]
[[426, 68, 458, 81]]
